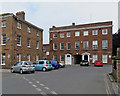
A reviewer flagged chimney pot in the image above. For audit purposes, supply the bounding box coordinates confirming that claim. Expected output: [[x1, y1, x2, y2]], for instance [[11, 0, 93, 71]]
[[72, 23, 75, 26], [16, 11, 25, 20]]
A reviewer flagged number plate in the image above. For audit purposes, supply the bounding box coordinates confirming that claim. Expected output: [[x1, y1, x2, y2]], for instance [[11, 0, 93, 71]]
[[28, 69, 32, 70]]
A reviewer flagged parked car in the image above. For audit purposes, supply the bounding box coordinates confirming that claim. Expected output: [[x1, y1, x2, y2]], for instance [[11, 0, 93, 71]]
[[11, 61, 35, 74], [80, 60, 89, 66], [58, 62, 65, 68], [50, 60, 59, 69], [94, 60, 103, 67], [33, 60, 52, 72]]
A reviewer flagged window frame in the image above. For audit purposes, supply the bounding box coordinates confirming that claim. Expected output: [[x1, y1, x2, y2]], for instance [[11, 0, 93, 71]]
[[92, 40, 98, 50], [17, 22, 21, 29], [67, 33, 71, 37], [84, 31, 89, 36], [102, 29, 108, 35], [92, 30, 98, 35], [17, 35, 21, 46], [60, 33, 64, 38], [1, 53, 5, 65], [60, 43, 64, 50], [75, 41, 80, 50], [1, 34, 6, 45], [53, 34, 57, 38], [1, 20, 6, 27], [67, 42, 71, 50], [27, 38, 31, 48], [75, 32, 80, 37], [53, 43, 57, 50]]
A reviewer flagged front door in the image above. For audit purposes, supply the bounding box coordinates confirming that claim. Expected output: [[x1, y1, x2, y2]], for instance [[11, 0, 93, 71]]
[[65, 54, 72, 65], [84, 55, 88, 61]]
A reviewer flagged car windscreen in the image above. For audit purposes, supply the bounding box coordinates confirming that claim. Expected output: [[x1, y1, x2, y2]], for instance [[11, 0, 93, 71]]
[[46, 61, 50, 64], [24, 62, 33, 65]]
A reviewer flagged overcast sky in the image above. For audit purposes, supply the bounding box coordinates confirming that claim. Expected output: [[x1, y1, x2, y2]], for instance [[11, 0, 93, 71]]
[[0, 1, 119, 44]]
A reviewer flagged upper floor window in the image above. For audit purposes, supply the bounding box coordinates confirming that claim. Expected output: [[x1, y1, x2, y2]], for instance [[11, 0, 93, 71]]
[[83, 41, 88, 50], [93, 40, 98, 49], [17, 53, 21, 62], [1, 21, 6, 27], [1, 34, 6, 45], [17, 22, 21, 29], [75, 41, 80, 50], [17, 35, 21, 46], [43, 46, 46, 52], [67, 33, 71, 37], [102, 29, 108, 35], [36, 41, 39, 49], [27, 54, 31, 61], [60, 33, 64, 38], [92, 30, 98, 35], [27, 26, 31, 33], [27, 38, 31, 48], [53, 34, 57, 38], [84, 31, 89, 36], [53, 43, 57, 50], [75, 32, 80, 36], [67, 42, 71, 50], [60, 43, 64, 50], [102, 40, 108, 49], [36, 31, 39, 36], [1, 53, 5, 65]]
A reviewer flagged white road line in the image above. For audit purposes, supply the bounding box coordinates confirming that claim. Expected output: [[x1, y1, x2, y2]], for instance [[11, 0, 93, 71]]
[[32, 84, 37, 88], [28, 81, 33, 84], [32, 79, 35, 81], [40, 84, 45, 86], [51, 91, 57, 94], [36, 81, 40, 84], [44, 87, 50, 90], [40, 92, 47, 95], [36, 88, 42, 92]]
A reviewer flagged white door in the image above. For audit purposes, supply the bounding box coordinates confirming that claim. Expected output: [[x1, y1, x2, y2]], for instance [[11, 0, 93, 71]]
[[65, 54, 72, 65]]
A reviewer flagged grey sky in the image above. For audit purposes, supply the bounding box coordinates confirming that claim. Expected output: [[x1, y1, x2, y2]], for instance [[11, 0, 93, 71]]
[[1, 2, 118, 44]]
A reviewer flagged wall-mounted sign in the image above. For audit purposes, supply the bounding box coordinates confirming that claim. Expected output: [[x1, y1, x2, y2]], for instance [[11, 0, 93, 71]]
[[46, 52, 49, 55], [109, 55, 112, 58], [8, 54, 10, 59]]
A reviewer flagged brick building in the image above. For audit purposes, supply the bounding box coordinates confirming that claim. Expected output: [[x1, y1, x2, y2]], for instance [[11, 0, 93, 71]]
[[0, 11, 43, 68], [46, 21, 112, 65]]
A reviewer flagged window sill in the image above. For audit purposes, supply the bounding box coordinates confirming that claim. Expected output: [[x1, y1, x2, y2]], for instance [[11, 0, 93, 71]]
[[67, 49, 70, 51], [17, 45, 21, 47], [1, 64, 5, 65], [36, 48, 39, 50], [27, 46, 31, 48], [1, 44, 6, 46], [17, 27, 21, 30], [60, 49, 64, 51], [1, 26, 6, 28]]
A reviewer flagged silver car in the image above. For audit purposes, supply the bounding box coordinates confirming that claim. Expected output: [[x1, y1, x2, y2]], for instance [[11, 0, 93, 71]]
[[11, 61, 35, 74]]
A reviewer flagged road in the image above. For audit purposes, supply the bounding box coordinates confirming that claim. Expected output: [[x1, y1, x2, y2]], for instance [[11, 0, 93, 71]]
[[1, 65, 116, 95]]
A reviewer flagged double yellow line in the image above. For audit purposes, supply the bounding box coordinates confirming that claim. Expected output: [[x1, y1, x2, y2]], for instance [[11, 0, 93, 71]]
[[104, 74, 111, 96]]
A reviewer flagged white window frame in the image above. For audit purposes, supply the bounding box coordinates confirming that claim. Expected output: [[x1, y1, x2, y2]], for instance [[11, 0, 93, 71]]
[[1, 53, 5, 65], [1, 34, 6, 45], [102, 40, 108, 49], [36, 31, 39, 36], [92, 30, 98, 35], [17, 22, 21, 29], [27, 26, 31, 33], [83, 41, 89, 50], [17, 35, 21, 46], [27, 54, 31, 61], [75, 32, 80, 37], [1, 20, 6, 27], [53, 43, 57, 50], [102, 29, 108, 35], [60, 33, 64, 38], [36, 55, 39, 61], [92, 40, 98, 49], [60, 55, 64, 62], [67, 42, 71, 50], [84, 31, 89, 36], [53, 34, 57, 38], [92, 55, 98, 63], [17, 54, 21, 62], [36, 41, 39, 49], [60, 43, 64, 50], [102, 55, 107, 63], [67, 33, 71, 37], [75, 41, 80, 50], [27, 38, 31, 48]]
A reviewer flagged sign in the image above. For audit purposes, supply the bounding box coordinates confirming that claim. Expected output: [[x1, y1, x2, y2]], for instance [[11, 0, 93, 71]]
[[8, 54, 10, 59], [46, 52, 49, 55]]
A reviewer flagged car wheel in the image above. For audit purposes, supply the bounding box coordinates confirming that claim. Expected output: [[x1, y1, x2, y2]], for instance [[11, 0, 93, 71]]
[[31, 71, 35, 73], [11, 68, 14, 73], [42, 68, 46, 72], [20, 69, 23, 74]]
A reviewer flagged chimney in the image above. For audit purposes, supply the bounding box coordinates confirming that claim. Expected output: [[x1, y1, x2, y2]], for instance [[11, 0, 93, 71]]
[[52, 26, 56, 28], [16, 11, 25, 20], [72, 23, 75, 26]]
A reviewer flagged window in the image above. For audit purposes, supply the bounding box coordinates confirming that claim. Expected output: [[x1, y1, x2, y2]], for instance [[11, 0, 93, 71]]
[[2, 21, 6, 27], [83, 41, 88, 50], [27, 54, 31, 61], [60, 43, 64, 50], [60, 33, 64, 38], [53, 55, 57, 61], [93, 40, 98, 49], [27, 27, 31, 33], [102, 29, 108, 35], [92, 30, 98, 35], [60, 55, 64, 62], [102, 40, 108, 49], [1, 53, 5, 65], [1, 34, 6, 45], [17, 22, 21, 29], [102, 55, 107, 63], [36, 55, 39, 61], [17, 54, 21, 62], [75, 32, 79, 36], [53, 43, 57, 50], [53, 34, 57, 38], [17, 35, 21, 46], [39, 61, 44, 64], [67, 42, 71, 50], [84, 31, 89, 36], [27, 38, 30, 48], [75, 41, 80, 50], [92, 55, 98, 63], [43, 46, 46, 52], [36, 31, 39, 36], [67, 33, 71, 37], [36, 41, 39, 49]]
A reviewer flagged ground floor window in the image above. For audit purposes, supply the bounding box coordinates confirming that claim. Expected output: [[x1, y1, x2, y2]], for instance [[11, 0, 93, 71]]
[[17, 53, 21, 62], [27, 54, 31, 61], [92, 55, 98, 63], [1, 53, 5, 65], [60, 55, 64, 62], [36, 55, 39, 61], [102, 55, 107, 63], [53, 55, 57, 61]]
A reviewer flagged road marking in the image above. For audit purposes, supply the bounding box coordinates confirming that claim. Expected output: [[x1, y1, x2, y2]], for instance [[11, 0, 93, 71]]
[[28, 81, 33, 84], [40, 92, 47, 95], [44, 87, 50, 90], [51, 91, 57, 94], [40, 84, 45, 86], [36, 81, 40, 84], [36, 88, 42, 92], [32, 84, 37, 88]]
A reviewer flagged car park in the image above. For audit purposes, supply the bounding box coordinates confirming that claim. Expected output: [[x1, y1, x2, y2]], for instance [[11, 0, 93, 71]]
[[94, 60, 103, 67], [50, 60, 59, 69], [80, 60, 89, 66], [11, 61, 35, 74], [58, 62, 65, 68], [33, 60, 52, 72]]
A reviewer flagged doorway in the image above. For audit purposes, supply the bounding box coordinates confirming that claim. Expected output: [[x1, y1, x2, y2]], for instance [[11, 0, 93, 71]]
[[65, 54, 72, 65], [74, 55, 82, 64], [84, 55, 88, 61]]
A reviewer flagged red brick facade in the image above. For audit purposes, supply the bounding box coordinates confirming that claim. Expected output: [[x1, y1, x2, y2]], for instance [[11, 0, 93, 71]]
[[46, 21, 112, 65], [0, 12, 43, 69]]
